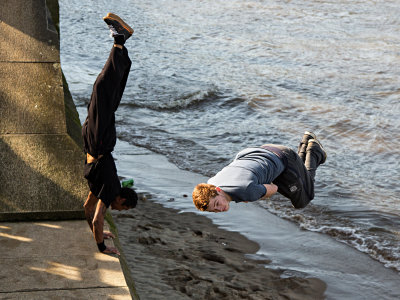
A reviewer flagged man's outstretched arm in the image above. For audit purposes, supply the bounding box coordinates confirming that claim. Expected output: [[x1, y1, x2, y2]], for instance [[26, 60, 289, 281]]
[[84, 191, 98, 231], [92, 200, 120, 255], [84, 192, 119, 254], [261, 183, 278, 199]]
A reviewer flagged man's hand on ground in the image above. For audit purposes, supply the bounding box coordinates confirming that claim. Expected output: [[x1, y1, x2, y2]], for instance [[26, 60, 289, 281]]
[[103, 231, 115, 239], [103, 246, 120, 255]]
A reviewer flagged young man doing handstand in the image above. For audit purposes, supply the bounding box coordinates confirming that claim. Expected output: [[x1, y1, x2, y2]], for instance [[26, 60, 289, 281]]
[[82, 13, 137, 254]]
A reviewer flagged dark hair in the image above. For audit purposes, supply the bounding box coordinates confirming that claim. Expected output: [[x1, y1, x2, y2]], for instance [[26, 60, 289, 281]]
[[120, 187, 138, 208]]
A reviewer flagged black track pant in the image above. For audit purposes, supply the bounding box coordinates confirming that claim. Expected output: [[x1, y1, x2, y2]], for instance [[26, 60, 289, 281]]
[[82, 46, 132, 158], [82, 46, 131, 205], [261, 144, 324, 209]]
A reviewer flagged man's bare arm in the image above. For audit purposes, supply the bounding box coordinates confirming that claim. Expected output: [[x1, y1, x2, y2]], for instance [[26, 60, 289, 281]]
[[261, 183, 278, 199], [92, 200, 120, 255], [93, 200, 107, 243], [83, 192, 115, 239], [84, 191, 98, 232]]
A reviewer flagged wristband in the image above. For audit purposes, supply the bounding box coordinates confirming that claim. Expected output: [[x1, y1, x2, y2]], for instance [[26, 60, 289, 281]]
[[97, 241, 106, 252]]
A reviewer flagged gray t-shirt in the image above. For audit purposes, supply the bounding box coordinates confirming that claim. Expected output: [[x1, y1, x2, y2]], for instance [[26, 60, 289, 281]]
[[207, 147, 285, 202]]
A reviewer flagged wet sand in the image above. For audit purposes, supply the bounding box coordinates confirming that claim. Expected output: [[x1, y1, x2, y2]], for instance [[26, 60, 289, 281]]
[[112, 197, 326, 300]]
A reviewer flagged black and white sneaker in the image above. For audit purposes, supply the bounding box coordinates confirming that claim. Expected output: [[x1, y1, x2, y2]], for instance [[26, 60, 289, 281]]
[[297, 131, 317, 156], [308, 138, 327, 164], [302, 131, 317, 144], [103, 13, 133, 41]]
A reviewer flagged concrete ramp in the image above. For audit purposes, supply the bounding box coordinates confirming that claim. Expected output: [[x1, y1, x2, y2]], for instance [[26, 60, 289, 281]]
[[0, 0, 87, 220], [0, 220, 134, 299]]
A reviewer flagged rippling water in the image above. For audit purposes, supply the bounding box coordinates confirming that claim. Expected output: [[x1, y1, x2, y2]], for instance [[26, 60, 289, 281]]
[[60, 0, 400, 272]]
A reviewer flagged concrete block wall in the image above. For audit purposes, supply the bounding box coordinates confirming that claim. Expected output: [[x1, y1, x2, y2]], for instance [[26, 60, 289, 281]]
[[0, 0, 87, 220]]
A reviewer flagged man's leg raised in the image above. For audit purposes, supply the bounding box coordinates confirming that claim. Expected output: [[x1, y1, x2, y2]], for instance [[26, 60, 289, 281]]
[[305, 138, 327, 181]]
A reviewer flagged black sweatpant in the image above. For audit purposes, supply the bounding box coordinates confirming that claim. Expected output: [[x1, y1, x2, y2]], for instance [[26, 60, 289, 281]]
[[82, 46, 132, 158], [262, 144, 319, 209], [82, 46, 131, 206]]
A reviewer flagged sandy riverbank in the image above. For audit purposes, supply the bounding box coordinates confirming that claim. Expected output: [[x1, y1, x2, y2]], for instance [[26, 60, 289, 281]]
[[112, 196, 326, 300]]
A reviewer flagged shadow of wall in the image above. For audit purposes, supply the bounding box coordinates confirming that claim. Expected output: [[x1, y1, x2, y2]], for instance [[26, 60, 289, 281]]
[[0, 0, 87, 220]]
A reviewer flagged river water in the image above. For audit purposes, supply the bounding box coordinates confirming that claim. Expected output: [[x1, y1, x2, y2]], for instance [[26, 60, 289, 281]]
[[59, 0, 400, 292]]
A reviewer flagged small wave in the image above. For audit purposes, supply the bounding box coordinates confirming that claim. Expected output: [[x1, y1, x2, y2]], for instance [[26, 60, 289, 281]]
[[122, 87, 222, 111], [313, 226, 400, 272], [117, 126, 227, 178]]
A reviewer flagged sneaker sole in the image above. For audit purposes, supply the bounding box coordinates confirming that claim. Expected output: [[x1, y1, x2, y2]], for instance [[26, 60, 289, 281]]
[[304, 131, 317, 140], [103, 13, 134, 34]]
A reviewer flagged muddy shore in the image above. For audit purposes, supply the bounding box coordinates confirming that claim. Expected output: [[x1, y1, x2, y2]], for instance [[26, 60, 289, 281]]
[[113, 197, 326, 300]]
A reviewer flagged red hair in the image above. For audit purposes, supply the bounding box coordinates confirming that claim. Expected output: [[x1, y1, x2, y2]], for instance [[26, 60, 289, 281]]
[[192, 183, 218, 211]]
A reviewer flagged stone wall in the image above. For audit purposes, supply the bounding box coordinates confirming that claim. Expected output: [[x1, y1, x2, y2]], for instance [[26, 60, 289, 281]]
[[0, 0, 87, 220]]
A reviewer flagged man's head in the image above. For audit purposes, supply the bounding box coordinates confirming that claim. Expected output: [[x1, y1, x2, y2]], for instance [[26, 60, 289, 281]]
[[192, 183, 230, 213], [111, 187, 138, 211]]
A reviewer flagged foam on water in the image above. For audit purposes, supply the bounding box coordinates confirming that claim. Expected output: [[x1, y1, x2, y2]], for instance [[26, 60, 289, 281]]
[[260, 199, 400, 272]]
